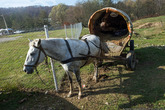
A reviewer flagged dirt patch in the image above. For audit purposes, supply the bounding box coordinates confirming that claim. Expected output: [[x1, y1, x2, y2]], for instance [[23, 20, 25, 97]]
[[4, 63, 165, 109], [16, 66, 126, 110], [135, 22, 163, 29], [0, 36, 22, 43], [54, 66, 128, 109]]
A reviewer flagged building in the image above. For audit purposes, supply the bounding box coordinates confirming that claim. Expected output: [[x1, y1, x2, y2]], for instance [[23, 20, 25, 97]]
[[0, 28, 13, 36]]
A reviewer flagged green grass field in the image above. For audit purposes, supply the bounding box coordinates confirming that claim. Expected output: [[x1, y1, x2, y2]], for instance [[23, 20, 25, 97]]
[[0, 16, 165, 109]]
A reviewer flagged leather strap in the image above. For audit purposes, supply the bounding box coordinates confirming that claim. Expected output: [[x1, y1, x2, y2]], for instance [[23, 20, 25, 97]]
[[24, 39, 48, 68], [64, 40, 73, 58], [61, 39, 91, 66]]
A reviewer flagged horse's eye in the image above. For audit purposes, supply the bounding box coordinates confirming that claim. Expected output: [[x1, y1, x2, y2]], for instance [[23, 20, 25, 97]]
[[30, 53, 34, 56]]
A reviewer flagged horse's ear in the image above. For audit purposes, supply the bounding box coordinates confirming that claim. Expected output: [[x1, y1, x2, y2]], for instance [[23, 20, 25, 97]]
[[38, 39, 41, 45], [35, 39, 41, 47], [28, 39, 32, 42]]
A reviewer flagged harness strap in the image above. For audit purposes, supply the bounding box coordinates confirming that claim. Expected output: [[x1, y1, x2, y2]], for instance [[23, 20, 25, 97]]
[[84, 38, 90, 55], [61, 57, 88, 64], [80, 38, 91, 68], [88, 40, 100, 49], [35, 48, 41, 66], [61, 39, 91, 66], [64, 40, 73, 58], [33, 45, 48, 65], [61, 39, 102, 69]]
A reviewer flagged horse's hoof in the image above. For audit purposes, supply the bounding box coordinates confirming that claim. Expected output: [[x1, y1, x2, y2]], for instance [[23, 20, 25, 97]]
[[93, 76, 98, 83], [67, 92, 72, 98], [95, 79, 98, 83], [67, 94, 71, 98], [78, 95, 81, 99]]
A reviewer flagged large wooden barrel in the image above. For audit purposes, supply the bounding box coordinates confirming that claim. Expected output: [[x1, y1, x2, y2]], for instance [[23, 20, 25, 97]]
[[88, 7, 133, 56]]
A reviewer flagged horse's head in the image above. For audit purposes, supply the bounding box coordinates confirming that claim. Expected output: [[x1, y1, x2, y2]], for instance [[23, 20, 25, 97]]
[[23, 39, 47, 74]]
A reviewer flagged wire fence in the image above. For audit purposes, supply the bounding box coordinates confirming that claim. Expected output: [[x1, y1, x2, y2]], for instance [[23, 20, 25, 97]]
[[45, 22, 82, 91], [0, 22, 83, 91], [64, 22, 82, 39]]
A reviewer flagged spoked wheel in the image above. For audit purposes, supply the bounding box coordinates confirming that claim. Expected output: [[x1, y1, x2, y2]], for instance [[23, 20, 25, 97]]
[[126, 40, 136, 70], [126, 50, 136, 71], [130, 40, 134, 51]]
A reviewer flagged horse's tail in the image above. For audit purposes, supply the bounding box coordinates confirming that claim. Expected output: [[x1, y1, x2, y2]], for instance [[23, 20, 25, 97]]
[[100, 41, 109, 54]]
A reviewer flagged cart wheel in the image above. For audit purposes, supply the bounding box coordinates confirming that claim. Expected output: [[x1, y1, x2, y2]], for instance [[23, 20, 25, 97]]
[[126, 50, 136, 71], [130, 40, 134, 51]]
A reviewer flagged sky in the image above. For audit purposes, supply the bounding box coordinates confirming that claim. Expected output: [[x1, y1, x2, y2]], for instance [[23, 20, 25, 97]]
[[0, 0, 80, 8]]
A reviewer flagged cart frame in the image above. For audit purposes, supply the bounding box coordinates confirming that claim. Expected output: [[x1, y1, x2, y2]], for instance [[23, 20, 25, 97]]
[[88, 7, 136, 70]]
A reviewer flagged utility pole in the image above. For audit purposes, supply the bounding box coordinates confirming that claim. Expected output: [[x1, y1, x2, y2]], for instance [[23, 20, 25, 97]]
[[1, 14, 9, 34]]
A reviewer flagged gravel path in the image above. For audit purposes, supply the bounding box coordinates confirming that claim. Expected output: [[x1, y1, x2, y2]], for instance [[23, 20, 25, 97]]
[[0, 36, 23, 43]]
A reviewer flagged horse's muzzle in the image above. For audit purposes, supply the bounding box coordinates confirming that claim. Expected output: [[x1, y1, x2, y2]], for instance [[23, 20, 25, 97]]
[[23, 66, 34, 74]]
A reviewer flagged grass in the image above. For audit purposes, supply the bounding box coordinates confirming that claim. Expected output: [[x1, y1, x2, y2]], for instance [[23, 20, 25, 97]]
[[0, 15, 165, 109], [0, 28, 91, 110], [133, 15, 165, 28]]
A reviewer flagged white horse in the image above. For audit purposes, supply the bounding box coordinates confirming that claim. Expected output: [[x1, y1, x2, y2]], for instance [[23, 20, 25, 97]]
[[23, 34, 108, 99]]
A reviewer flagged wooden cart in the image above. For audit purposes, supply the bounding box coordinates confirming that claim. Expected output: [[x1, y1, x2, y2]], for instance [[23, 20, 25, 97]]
[[88, 7, 136, 70]]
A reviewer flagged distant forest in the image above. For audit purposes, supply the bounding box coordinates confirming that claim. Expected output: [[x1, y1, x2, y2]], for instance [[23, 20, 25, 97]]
[[0, 6, 52, 30], [0, 0, 165, 31]]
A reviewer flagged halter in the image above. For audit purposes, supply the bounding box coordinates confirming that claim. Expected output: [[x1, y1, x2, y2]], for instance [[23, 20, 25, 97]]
[[24, 40, 48, 73]]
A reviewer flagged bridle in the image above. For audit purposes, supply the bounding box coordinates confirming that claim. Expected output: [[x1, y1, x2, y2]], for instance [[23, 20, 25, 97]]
[[24, 40, 48, 73], [24, 39, 50, 85]]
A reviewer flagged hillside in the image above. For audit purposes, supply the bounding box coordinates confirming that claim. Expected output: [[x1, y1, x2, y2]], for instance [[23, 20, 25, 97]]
[[0, 6, 53, 29], [133, 16, 165, 29]]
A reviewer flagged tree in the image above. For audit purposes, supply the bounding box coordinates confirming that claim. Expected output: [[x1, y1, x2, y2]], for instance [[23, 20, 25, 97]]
[[24, 14, 34, 29], [102, 0, 113, 7], [37, 10, 49, 27], [0, 6, 52, 30], [49, 4, 68, 26], [78, 0, 102, 26]]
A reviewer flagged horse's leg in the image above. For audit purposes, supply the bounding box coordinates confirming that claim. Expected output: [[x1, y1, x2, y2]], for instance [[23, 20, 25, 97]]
[[74, 69, 82, 99], [93, 63, 98, 82], [66, 71, 73, 98], [93, 60, 101, 83]]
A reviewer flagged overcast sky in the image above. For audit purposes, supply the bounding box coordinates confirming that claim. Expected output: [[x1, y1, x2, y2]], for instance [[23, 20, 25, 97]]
[[0, 0, 79, 8]]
